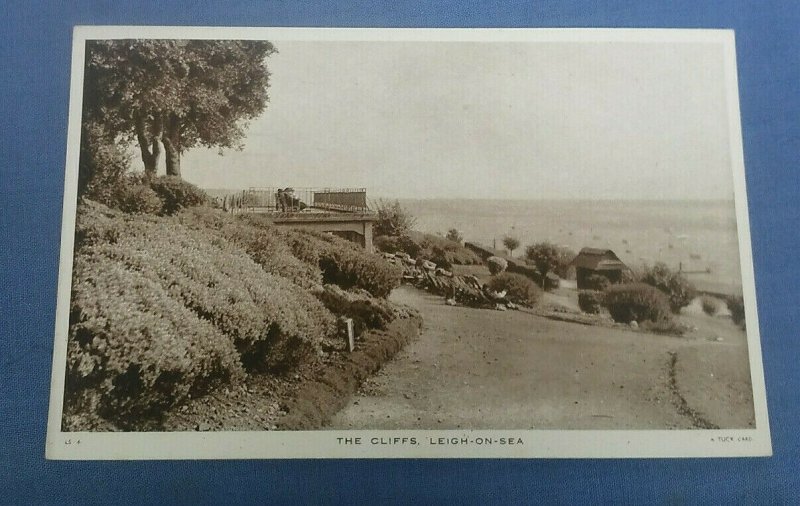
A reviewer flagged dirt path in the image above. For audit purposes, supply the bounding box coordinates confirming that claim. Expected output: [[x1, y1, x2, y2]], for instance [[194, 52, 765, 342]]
[[328, 285, 754, 430]]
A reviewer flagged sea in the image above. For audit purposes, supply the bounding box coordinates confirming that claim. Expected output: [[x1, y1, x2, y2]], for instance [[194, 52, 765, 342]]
[[394, 198, 745, 296]]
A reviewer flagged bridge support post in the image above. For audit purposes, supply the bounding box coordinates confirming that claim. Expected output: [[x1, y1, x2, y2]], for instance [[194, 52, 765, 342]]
[[363, 221, 374, 254]]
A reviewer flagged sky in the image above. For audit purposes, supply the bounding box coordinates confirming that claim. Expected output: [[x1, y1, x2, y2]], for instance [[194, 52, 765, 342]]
[[172, 39, 735, 200]]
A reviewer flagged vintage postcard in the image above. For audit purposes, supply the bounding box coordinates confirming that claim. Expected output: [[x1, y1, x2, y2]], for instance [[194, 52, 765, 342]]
[[47, 26, 770, 458]]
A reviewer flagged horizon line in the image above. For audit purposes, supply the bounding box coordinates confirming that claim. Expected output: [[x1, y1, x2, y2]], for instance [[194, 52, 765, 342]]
[[201, 187, 734, 203]]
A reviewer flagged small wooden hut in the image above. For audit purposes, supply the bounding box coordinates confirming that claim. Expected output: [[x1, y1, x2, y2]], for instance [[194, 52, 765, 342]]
[[571, 247, 628, 289]]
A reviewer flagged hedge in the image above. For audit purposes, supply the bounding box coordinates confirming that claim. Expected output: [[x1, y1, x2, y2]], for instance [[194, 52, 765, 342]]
[[602, 283, 673, 324], [65, 200, 431, 430], [487, 256, 508, 275], [578, 290, 603, 314], [639, 262, 696, 313], [181, 209, 402, 298], [179, 208, 322, 289], [485, 272, 542, 307], [66, 253, 244, 423], [412, 232, 482, 266], [114, 181, 164, 215], [147, 176, 209, 215], [507, 263, 543, 286], [66, 201, 423, 427], [374, 235, 422, 258], [89, 220, 335, 369], [82, 172, 209, 217], [375, 231, 482, 266], [700, 295, 720, 316], [67, 203, 341, 423], [284, 229, 402, 298]]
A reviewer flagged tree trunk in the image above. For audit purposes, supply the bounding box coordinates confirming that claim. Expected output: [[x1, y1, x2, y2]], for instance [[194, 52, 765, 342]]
[[164, 144, 180, 176], [150, 137, 162, 176], [163, 116, 181, 177], [135, 112, 162, 177]]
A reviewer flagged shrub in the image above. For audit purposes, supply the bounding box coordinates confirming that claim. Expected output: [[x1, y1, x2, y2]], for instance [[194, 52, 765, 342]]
[[399, 236, 423, 258], [74, 203, 337, 372], [284, 229, 402, 298], [507, 263, 542, 286], [431, 245, 455, 270], [240, 228, 323, 290], [545, 272, 561, 290], [374, 234, 422, 258], [66, 252, 244, 423], [487, 256, 508, 275], [486, 272, 542, 307], [78, 121, 132, 204], [375, 231, 480, 267], [621, 268, 638, 284], [700, 295, 720, 316], [445, 228, 463, 243], [585, 273, 611, 291], [411, 231, 482, 265], [725, 295, 746, 329], [77, 126, 207, 217], [148, 176, 208, 215], [374, 199, 417, 237], [374, 234, 400, 253], [179, 208, 322, 289], [639, 262, 696, 313], [80, 169, 164, 216], [114, 180, 164, 215], [74, 198, 152, 249], [316, 284, 396, 339], [603, 283, 673, 324], [578, 290, 603, 314]]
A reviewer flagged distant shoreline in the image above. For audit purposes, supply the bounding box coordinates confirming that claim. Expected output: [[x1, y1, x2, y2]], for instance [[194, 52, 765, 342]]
[[202, 188, 735, 205]]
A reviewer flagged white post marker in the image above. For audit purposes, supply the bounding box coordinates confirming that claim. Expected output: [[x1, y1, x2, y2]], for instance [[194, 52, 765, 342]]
[[346, 318, 355, 352]]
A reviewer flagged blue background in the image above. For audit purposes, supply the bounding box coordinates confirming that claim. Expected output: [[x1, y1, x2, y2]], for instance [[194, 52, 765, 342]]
[[2, 1, 798, 504]]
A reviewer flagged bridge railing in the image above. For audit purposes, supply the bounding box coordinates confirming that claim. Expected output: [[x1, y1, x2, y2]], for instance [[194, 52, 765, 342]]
[[313, 189, 368, 212], [223, 187, 370, 213]]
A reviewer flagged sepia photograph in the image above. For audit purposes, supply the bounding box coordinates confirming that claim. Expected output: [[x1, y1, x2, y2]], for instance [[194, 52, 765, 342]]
[[46, 27, 770, 459]]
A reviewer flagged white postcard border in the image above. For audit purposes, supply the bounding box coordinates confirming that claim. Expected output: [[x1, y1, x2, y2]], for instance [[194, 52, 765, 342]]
[[46, 26, 771, 459]]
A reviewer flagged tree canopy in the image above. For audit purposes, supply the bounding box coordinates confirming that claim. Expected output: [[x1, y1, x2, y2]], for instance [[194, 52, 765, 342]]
[[525, 242, 559, 280], [502, 236, 520, 257], [524, 242, 567, 288], [524, 242, 575, 286], [82, 39, 276, 177]]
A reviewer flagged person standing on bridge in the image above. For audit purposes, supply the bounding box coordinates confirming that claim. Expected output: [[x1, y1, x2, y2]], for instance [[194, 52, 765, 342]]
[[275, 188, 284, 211], [284, 187, 296, 211]]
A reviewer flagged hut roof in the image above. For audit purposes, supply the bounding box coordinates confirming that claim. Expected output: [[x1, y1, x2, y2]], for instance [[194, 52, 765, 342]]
[[570, 247, 628, 271]]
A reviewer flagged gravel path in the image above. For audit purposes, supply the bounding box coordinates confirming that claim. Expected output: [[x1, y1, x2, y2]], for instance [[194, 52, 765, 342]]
[[328, 285, 754, 430]]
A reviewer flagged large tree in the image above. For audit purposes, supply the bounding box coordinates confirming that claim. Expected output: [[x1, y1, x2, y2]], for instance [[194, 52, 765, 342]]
[[82, 39, 276, 177]]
